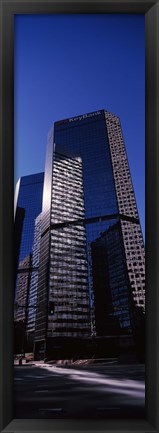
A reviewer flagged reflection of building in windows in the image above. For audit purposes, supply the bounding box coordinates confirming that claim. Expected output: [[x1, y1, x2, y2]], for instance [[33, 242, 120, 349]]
[[91, 221, 137, 337]]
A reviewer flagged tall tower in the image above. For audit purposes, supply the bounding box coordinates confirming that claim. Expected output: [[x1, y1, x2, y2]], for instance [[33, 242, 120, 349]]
[[26, 213, 42, 346], [104, 111, 145, 311], [34, 110, 145, 359], [14, 173, 44, 351], [34, 151, 91, 358]]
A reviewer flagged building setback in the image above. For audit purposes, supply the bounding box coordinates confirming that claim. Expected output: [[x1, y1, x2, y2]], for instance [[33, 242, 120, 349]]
[[33, 109, 145, 359]]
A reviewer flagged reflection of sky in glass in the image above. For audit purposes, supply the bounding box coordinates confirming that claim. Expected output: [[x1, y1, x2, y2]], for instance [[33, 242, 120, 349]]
[[54, 111, 118, 220], [86, 218, 118, 243], [16, 173, 44, 262]]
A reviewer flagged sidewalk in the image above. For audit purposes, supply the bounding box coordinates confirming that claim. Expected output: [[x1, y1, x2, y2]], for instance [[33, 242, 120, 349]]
[[14, 359, 43, 366]]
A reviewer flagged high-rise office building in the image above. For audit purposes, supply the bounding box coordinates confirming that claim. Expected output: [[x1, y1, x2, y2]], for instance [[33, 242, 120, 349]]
[[34, 109, 145, 359], [34, 151, 91, 358], [26, 213, 42, 344], [14, 254, 32, 323], [14, 206, 25, 293], [14, 173, 44, 346], [48, 152, 90, 338]]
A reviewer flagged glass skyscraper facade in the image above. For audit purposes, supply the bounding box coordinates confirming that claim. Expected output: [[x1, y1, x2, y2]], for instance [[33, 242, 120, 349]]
[[14, 173, 44, 331], [14, 173, 44, 263], [33, 109, 145, 359]]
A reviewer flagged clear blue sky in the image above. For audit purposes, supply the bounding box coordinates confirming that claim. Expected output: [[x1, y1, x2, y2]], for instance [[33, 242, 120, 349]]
[[14, 14, 145, 237]]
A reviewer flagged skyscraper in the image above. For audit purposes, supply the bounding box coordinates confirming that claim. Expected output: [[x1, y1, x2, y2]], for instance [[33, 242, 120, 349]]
[[14, 173, 44, 350], [47, 152, 90, 339], [26, 213, 42, 345], [34, 109, 145, 360]]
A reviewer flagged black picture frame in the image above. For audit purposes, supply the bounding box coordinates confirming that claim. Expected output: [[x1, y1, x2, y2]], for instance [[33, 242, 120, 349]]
[[0, 0, 159, 432]]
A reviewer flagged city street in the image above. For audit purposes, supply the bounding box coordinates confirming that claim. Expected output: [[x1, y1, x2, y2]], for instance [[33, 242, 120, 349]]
[[14, 363, 145, 419]]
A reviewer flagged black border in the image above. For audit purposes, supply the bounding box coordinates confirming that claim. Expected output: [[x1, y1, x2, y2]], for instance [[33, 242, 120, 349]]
[[0, 1, 159, 432]]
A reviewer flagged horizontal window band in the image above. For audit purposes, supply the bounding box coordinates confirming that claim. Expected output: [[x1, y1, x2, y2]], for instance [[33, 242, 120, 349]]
[[41, 213, 139, 237], [50, 213, 139, 230]]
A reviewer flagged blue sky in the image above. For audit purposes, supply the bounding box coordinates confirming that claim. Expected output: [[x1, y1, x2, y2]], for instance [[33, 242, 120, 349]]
[[14, 14, 145, 237]]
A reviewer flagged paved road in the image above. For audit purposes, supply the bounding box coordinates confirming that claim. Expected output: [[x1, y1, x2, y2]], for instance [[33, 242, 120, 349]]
[[14, 363, 145, 419]]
